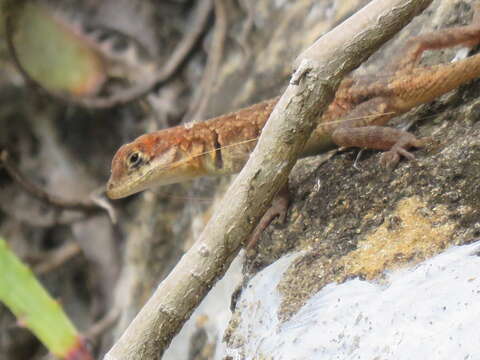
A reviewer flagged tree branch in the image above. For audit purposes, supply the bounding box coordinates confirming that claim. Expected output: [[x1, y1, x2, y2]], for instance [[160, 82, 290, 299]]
[[0, 150, 99, 211], [104, 0, 433, 358]]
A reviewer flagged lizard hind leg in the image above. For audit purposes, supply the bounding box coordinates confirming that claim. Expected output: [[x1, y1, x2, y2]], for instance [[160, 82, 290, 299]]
[[394, 4, 480, 71]]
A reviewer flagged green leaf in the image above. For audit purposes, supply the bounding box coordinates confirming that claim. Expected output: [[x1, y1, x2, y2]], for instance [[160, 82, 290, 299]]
[[0, 237, 93, 359], [13, 3, 106, 96]]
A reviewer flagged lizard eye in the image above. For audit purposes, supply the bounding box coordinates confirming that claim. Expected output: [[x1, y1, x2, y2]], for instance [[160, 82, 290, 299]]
[[127, 152, 143, 168]]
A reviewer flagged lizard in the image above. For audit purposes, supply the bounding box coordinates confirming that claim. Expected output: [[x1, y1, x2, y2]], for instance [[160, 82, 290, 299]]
[[106, 6, 480, 244]]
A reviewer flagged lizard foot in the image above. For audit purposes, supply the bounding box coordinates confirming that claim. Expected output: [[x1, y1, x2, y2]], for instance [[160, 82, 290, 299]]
[[380, 135, 431, 169], [246, 184, 289, 256]]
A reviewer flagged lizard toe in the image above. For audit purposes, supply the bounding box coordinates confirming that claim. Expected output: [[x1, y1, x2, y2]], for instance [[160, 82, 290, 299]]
[[396, 147, 416, 161], [380, 150, 400, 169]]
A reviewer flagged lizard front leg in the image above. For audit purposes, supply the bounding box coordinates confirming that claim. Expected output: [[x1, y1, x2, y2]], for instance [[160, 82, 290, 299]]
[[245, 183, 289, 255]]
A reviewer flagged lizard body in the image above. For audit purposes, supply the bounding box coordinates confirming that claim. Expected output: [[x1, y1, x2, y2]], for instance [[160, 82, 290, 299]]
[[107, 7, 480, 199]]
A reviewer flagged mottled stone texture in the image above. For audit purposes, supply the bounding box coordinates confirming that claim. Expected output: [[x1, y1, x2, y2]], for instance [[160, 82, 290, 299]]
[[229, 0, 480, 324]]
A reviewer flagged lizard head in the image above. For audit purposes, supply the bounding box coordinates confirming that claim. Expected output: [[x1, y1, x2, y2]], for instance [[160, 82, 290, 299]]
[[106, 131, 207, 199]]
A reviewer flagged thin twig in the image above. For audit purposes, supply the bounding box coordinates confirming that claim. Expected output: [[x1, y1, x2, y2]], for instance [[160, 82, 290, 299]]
[[184, 0, 228, 122], [104, 1, 433, 359], [86, 307, 120, 340], [90, 187, 118, 224], [0, 150, 99, 211], [238, 0, 255, 58], [5, 0, 214, 108], [34, 242, 82, 274]]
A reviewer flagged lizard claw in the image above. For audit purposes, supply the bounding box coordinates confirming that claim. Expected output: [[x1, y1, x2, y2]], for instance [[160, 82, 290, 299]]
[[275, 196, 289, 224]]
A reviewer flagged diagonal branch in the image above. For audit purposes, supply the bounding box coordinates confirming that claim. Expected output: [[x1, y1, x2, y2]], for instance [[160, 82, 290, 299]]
[[104, 0, 433, 359]]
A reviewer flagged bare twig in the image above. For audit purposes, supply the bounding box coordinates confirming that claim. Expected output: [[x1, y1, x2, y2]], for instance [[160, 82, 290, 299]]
[[5, 0, 214, 108], [184, 0, 228, 122], [34, 242, 82, 274], [238, 0, 255, 57], [0, 150, 99, 211], [104, 1, 433, 359], [90, 187, 118, 224], [86, 307, 120, 340]]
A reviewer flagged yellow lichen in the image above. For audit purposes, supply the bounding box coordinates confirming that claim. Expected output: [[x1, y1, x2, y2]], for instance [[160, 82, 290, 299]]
[[340, 196, 457, 280]]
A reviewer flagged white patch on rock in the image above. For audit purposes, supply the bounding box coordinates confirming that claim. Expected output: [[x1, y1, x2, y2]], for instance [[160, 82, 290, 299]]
[[452, 47, 470, 62], [225, 242, 480, 360], [163, 254, 244, 360]]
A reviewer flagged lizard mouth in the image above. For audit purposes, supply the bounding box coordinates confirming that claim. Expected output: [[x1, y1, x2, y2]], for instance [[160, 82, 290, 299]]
[[105, 178, 131, 199], [105, 170, 148, 199], [105, 164, 188, 199], [106, 156, 161, 199], [106, 171, 154, 199]]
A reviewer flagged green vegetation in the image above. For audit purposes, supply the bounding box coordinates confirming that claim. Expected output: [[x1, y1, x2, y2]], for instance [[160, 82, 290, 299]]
[[0, 237, 92, 359]]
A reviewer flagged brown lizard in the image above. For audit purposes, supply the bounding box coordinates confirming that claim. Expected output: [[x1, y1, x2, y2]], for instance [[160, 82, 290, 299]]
[[106, 7, 480, 241]]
